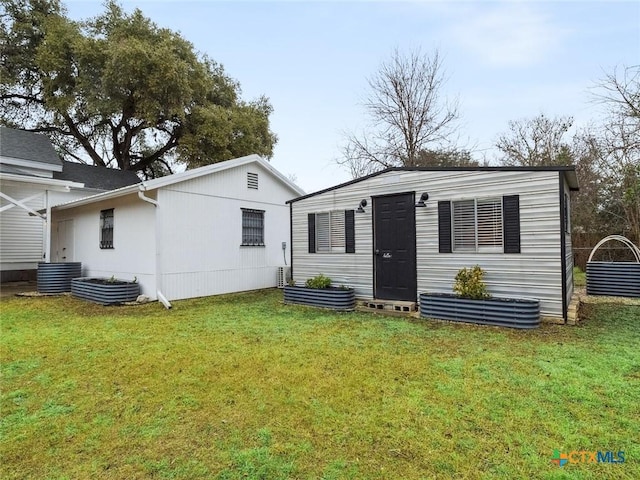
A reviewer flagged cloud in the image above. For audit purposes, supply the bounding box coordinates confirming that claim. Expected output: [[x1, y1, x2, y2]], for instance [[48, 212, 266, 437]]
[[449, 2, 569, 68]]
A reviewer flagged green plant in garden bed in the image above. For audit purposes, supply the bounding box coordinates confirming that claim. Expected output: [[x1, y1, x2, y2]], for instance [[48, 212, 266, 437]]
[[1, 291, 638, 479], [304, 274, 332, 289], [453, 265, 489, 299]]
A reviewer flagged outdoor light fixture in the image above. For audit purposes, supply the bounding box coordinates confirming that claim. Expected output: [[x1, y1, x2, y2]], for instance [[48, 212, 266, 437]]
[[415, 192, 429, 207], [356, 199, 367, 213]]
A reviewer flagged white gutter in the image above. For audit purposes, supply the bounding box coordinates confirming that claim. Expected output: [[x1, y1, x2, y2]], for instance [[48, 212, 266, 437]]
[[0, 172, 83, 189]]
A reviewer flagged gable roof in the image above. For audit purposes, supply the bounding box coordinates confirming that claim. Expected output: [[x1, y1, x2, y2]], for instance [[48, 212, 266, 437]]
[[52, 154, 305, 211], [0, 127, 62, 170], [287, 165, 579, 204], [54, 161, 141, 190]]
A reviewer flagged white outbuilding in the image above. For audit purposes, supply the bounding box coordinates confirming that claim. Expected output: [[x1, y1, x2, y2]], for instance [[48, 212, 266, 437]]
[[50, 155, 303, 301]]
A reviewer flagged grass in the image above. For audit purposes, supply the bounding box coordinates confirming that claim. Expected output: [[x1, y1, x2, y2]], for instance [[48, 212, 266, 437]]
[[573, 267, 586, 287], [1, 290, 638, 479]]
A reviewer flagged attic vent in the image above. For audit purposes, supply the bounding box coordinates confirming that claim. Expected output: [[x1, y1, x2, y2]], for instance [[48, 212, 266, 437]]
[[247, 172, 258, 189]]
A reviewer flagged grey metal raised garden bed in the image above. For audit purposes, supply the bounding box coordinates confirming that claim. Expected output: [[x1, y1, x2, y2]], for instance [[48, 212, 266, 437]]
[[284, 286, 356, 311], [71, 277, 140, 305], [37, 262, 82, 293], [420, 293, 540, 329], [586, 235, 640, 298]]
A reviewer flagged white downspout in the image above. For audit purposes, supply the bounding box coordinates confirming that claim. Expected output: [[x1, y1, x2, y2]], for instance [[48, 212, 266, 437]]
[[44, 190, 52, 263], [138, 186, 159, 207], [137, 185, 171, 308]]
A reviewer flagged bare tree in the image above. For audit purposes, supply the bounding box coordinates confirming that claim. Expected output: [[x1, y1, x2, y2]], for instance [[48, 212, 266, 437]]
[[590, 65, 640, 245], [338, 48, 460, 178], [495, 114, 574, 166]]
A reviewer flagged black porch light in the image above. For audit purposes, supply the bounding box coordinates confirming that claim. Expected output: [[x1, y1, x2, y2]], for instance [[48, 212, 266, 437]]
[[415, 192, 429, 207], [356, 199, 367, 213]]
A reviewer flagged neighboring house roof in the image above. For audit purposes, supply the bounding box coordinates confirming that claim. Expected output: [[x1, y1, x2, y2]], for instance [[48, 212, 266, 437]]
[[52, 154, 305, 211], [54, 161, 141, 190], [0, 127, 62, 170], [287, 166, 580, 204]]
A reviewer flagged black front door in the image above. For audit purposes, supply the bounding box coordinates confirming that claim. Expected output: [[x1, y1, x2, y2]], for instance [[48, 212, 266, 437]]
[[373, 192, 417, 301]]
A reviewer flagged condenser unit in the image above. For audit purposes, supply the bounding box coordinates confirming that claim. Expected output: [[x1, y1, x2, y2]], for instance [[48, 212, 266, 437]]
[[276, 266, 291, 288]]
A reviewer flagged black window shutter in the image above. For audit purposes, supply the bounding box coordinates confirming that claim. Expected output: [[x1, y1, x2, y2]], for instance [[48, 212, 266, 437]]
[[503, 195, 521, 253], [438, 201, 452, 253], [308, 213, 316, 253], [345, 210, 355, 253]]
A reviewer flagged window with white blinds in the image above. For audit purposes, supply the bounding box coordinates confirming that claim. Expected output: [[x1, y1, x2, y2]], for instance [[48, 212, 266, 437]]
[[316, 211, 345, 252], [477, 198, 503, 247], [452, 197, 503, 252], [453, 200, 475, 251], [316, 212, 330, 252]]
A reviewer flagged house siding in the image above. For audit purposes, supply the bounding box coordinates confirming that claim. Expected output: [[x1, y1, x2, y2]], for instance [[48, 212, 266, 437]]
[[0, 183, 46, 270], [156, 162, 294, 300], [0, 180, 108, 272], [51, 193, 157, 297], [291, 170, 566, 318]]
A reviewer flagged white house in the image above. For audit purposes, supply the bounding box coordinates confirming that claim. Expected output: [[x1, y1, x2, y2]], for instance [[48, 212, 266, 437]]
[[49, 154, 304, 301], [288, 167, 579, 322], [0, 127, 140, 281]]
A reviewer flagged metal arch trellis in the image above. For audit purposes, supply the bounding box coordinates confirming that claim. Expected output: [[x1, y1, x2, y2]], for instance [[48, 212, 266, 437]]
[[587, 235, 640, 263], [586, 235, 640, 298]]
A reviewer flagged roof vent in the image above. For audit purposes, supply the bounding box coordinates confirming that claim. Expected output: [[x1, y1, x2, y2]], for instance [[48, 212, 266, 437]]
[[247, 172, 258, 189]]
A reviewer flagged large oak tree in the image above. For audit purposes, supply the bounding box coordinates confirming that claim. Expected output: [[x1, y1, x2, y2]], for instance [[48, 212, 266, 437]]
[[0, 0, 277, 177]]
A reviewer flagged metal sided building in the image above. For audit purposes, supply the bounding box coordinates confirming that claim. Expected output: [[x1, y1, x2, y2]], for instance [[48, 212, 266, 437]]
[[288, 167, 579, 322], [49, 155, 304, 301]]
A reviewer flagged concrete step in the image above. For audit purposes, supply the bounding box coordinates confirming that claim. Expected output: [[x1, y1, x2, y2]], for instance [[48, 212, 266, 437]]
[[358, 299, 417, 314]]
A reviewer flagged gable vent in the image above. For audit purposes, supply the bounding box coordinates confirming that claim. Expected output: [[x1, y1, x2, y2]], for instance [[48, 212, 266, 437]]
[[247, 172, 258, 189]]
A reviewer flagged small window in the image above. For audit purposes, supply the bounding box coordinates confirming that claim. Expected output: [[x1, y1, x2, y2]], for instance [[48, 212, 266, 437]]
[[452, 197, 502, 252], [316, 211, 345, 253], [242, 208, 264, 246], [100, 209, 114, 249], [247, 172, 258, 189]]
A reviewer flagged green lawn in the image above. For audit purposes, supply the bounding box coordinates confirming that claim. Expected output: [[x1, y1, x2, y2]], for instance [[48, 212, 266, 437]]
[[574, 267, 586, 287], [1, 290, 638, 479]]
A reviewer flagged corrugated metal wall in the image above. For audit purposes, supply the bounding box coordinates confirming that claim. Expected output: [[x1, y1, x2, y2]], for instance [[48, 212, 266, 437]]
[[157, 162, 295, 300], [291, 170, 566, 318], [0, 183, 46, 270], [564, 177, 574, 315]]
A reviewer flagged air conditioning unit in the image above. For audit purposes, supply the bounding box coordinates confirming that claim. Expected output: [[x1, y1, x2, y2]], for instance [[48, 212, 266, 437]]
[[277, 266, 291, 288]]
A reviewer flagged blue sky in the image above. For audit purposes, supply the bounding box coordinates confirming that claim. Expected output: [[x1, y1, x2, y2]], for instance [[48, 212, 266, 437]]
[[65, 1, 640, 193]]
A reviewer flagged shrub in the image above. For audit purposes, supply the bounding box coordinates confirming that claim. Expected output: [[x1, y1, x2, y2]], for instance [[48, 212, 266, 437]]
[[305, 274, 332, 289], [453, 265, 490, 299]]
